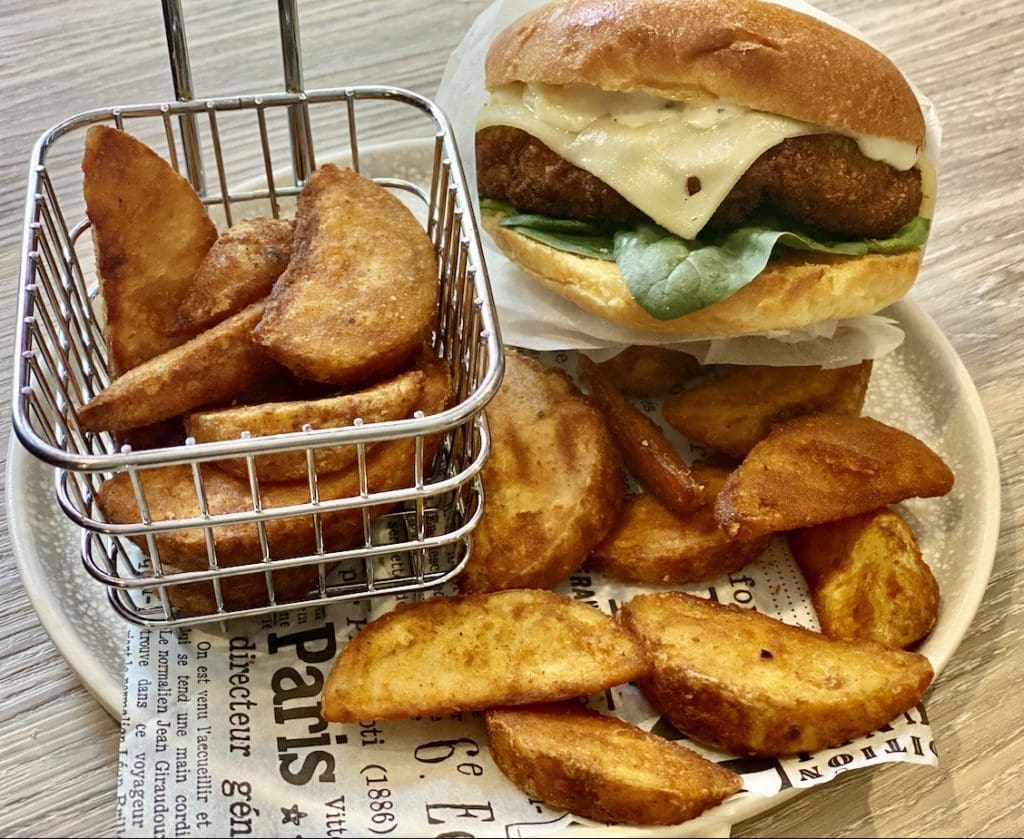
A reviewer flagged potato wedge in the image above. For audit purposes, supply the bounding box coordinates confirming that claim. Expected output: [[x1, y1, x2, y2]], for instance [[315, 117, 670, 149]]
[[596, 346, 699, 396], [253, 164, 437, 386], [715, 414, 954, 540], [458, 351, 624, 593], [179, 217, 294, 329], [78, 302, 275, 433], [589, 465, 770, 584], [96, 355, 453, 613], [578, 354, 704, 517], [788, 508, 940, 649], [485, 703, 741, 826], [662, 361, 872, 458], [322, 590, 649, 723], [83, 125, 217, 374], [184, 368, 425, 481], [114, 418, 186, 452], [620, 592, 933, 756]]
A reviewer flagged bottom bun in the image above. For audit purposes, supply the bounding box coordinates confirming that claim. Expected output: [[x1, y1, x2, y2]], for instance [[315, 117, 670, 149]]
[[483, 209, 922, 337]]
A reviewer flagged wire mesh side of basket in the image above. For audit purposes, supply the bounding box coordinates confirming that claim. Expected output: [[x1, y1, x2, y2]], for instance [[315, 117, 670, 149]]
[[12, 87, 504, 628]]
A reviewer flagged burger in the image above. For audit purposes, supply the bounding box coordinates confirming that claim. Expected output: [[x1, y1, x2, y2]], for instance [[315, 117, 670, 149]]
[[475, 0, 934, 336]]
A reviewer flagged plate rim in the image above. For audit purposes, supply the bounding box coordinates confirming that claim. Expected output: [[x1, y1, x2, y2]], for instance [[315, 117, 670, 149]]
[[4, 134, 1002, 832], [896, 297, 1001, 674], [5, 293, 1002, 832], [5, 443, 125, 717]]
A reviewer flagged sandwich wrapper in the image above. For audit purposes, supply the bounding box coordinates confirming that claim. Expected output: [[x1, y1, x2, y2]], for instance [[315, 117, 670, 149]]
[[115, 3, 945, 837], [436, 0, 943, 367]]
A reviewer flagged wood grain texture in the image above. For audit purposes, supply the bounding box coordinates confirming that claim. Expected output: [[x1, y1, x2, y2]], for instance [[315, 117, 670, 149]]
[[1, 0, 1022, 837]]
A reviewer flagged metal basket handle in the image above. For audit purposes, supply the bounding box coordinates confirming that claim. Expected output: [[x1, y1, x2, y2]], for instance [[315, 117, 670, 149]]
[[160, 0, 312, 194]]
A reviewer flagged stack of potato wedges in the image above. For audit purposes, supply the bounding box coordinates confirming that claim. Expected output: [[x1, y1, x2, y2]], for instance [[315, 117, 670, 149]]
[[320, 345, 954, 826], [79, 126, 448, 614]]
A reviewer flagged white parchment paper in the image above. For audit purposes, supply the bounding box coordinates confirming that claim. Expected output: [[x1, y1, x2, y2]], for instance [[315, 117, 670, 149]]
[[435, 0, 943, 365]]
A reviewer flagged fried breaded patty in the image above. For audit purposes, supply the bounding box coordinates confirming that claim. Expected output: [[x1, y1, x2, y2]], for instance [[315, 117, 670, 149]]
[[477, 126, 922, 239]]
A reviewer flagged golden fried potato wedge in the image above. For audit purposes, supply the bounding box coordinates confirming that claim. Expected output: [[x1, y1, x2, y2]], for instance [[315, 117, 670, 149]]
[[788, 508, 940, 649], [253, 164, 437, 386], [184, 368, 425, 481], [596, 346, 699, 396], [485, 703, 741, 826], [458, 351, 624, 593], [322, 590, 649, 723], [96, 356, 452, 613], [715, 414, 954, 540], [620, 592, 933, 756], [578, 354, 704, 517], [113, 418, 186, 452], [78, 303, 276, 433], [83, 125, 217, 375], [589, 466, 770, 584], [179, 217, 294, 330], [662, 361, 872, 458]]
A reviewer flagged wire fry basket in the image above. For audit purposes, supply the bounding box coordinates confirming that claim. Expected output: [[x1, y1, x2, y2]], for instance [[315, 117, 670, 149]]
[[11, 0, 504, 628]]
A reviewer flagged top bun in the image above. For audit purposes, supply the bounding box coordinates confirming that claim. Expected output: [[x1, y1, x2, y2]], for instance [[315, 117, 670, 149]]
[[485, 0, 925, 146]]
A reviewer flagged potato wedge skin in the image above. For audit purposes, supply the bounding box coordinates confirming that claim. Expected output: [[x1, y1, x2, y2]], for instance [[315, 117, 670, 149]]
[[184, 368, 425, 481], [486, 703, 741, 826], [619, 592, 933, 756], [253, 164, 437, 386], [322, 590, 650, 723], [459, 351, 624, 593], [96, 356, 452, 614], [663, 361, 871, 458], [788, 508, 939, 649], [83, 125, 217, 375], [715, 414, 954, 540], [180, 217, 294, 330], [596, 346, 699, 397], [578, 354, 704, 517], [589, 466, 769, 584], [78, 302, 275, 433]]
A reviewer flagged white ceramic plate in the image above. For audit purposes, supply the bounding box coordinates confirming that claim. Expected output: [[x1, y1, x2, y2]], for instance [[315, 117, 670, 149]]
[[6, 139, 1000, 831]]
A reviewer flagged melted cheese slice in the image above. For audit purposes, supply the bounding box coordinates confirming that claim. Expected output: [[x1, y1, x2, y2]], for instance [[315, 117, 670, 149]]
[[478, 83, 924, 240]]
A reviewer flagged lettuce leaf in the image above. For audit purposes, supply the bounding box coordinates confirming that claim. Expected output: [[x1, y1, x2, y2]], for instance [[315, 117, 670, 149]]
[[481, 199, 616, 260], [485, 198, 930, 320]]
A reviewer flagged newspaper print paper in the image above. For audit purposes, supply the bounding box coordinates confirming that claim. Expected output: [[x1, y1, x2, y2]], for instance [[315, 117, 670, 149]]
[[116, 349, 941, 839]]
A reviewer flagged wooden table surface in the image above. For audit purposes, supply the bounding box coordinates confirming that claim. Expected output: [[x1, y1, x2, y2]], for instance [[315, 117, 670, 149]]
[[1, 1, 1021, 836]]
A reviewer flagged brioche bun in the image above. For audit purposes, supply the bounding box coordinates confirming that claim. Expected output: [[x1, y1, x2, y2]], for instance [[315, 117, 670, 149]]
[[481, 0, 927, 337], [486, 0, 924, 146], [484, 208, 921, 337]]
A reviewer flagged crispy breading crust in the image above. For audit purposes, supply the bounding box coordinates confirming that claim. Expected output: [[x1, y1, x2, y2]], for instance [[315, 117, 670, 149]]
[[478, 128, 921, 239], [578, 354, 704, 517], [179, 217, 294, 330], [96, 356, 453, 614], [620, 592, 934, 756], [485, 703, 741, 825], [662, 361, 872, 459], [788, 508, 940, 649], [253, 164, 438, 386], [458, 351, 625, 593], [322, 590, 650, 723], [77, 302, 276, 433], [714, 414, 954, 539], [184, 368, 425, 481], [589, 465, 770, 584], [595, 346, 700, 397], [83, 125, 217, 375]]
